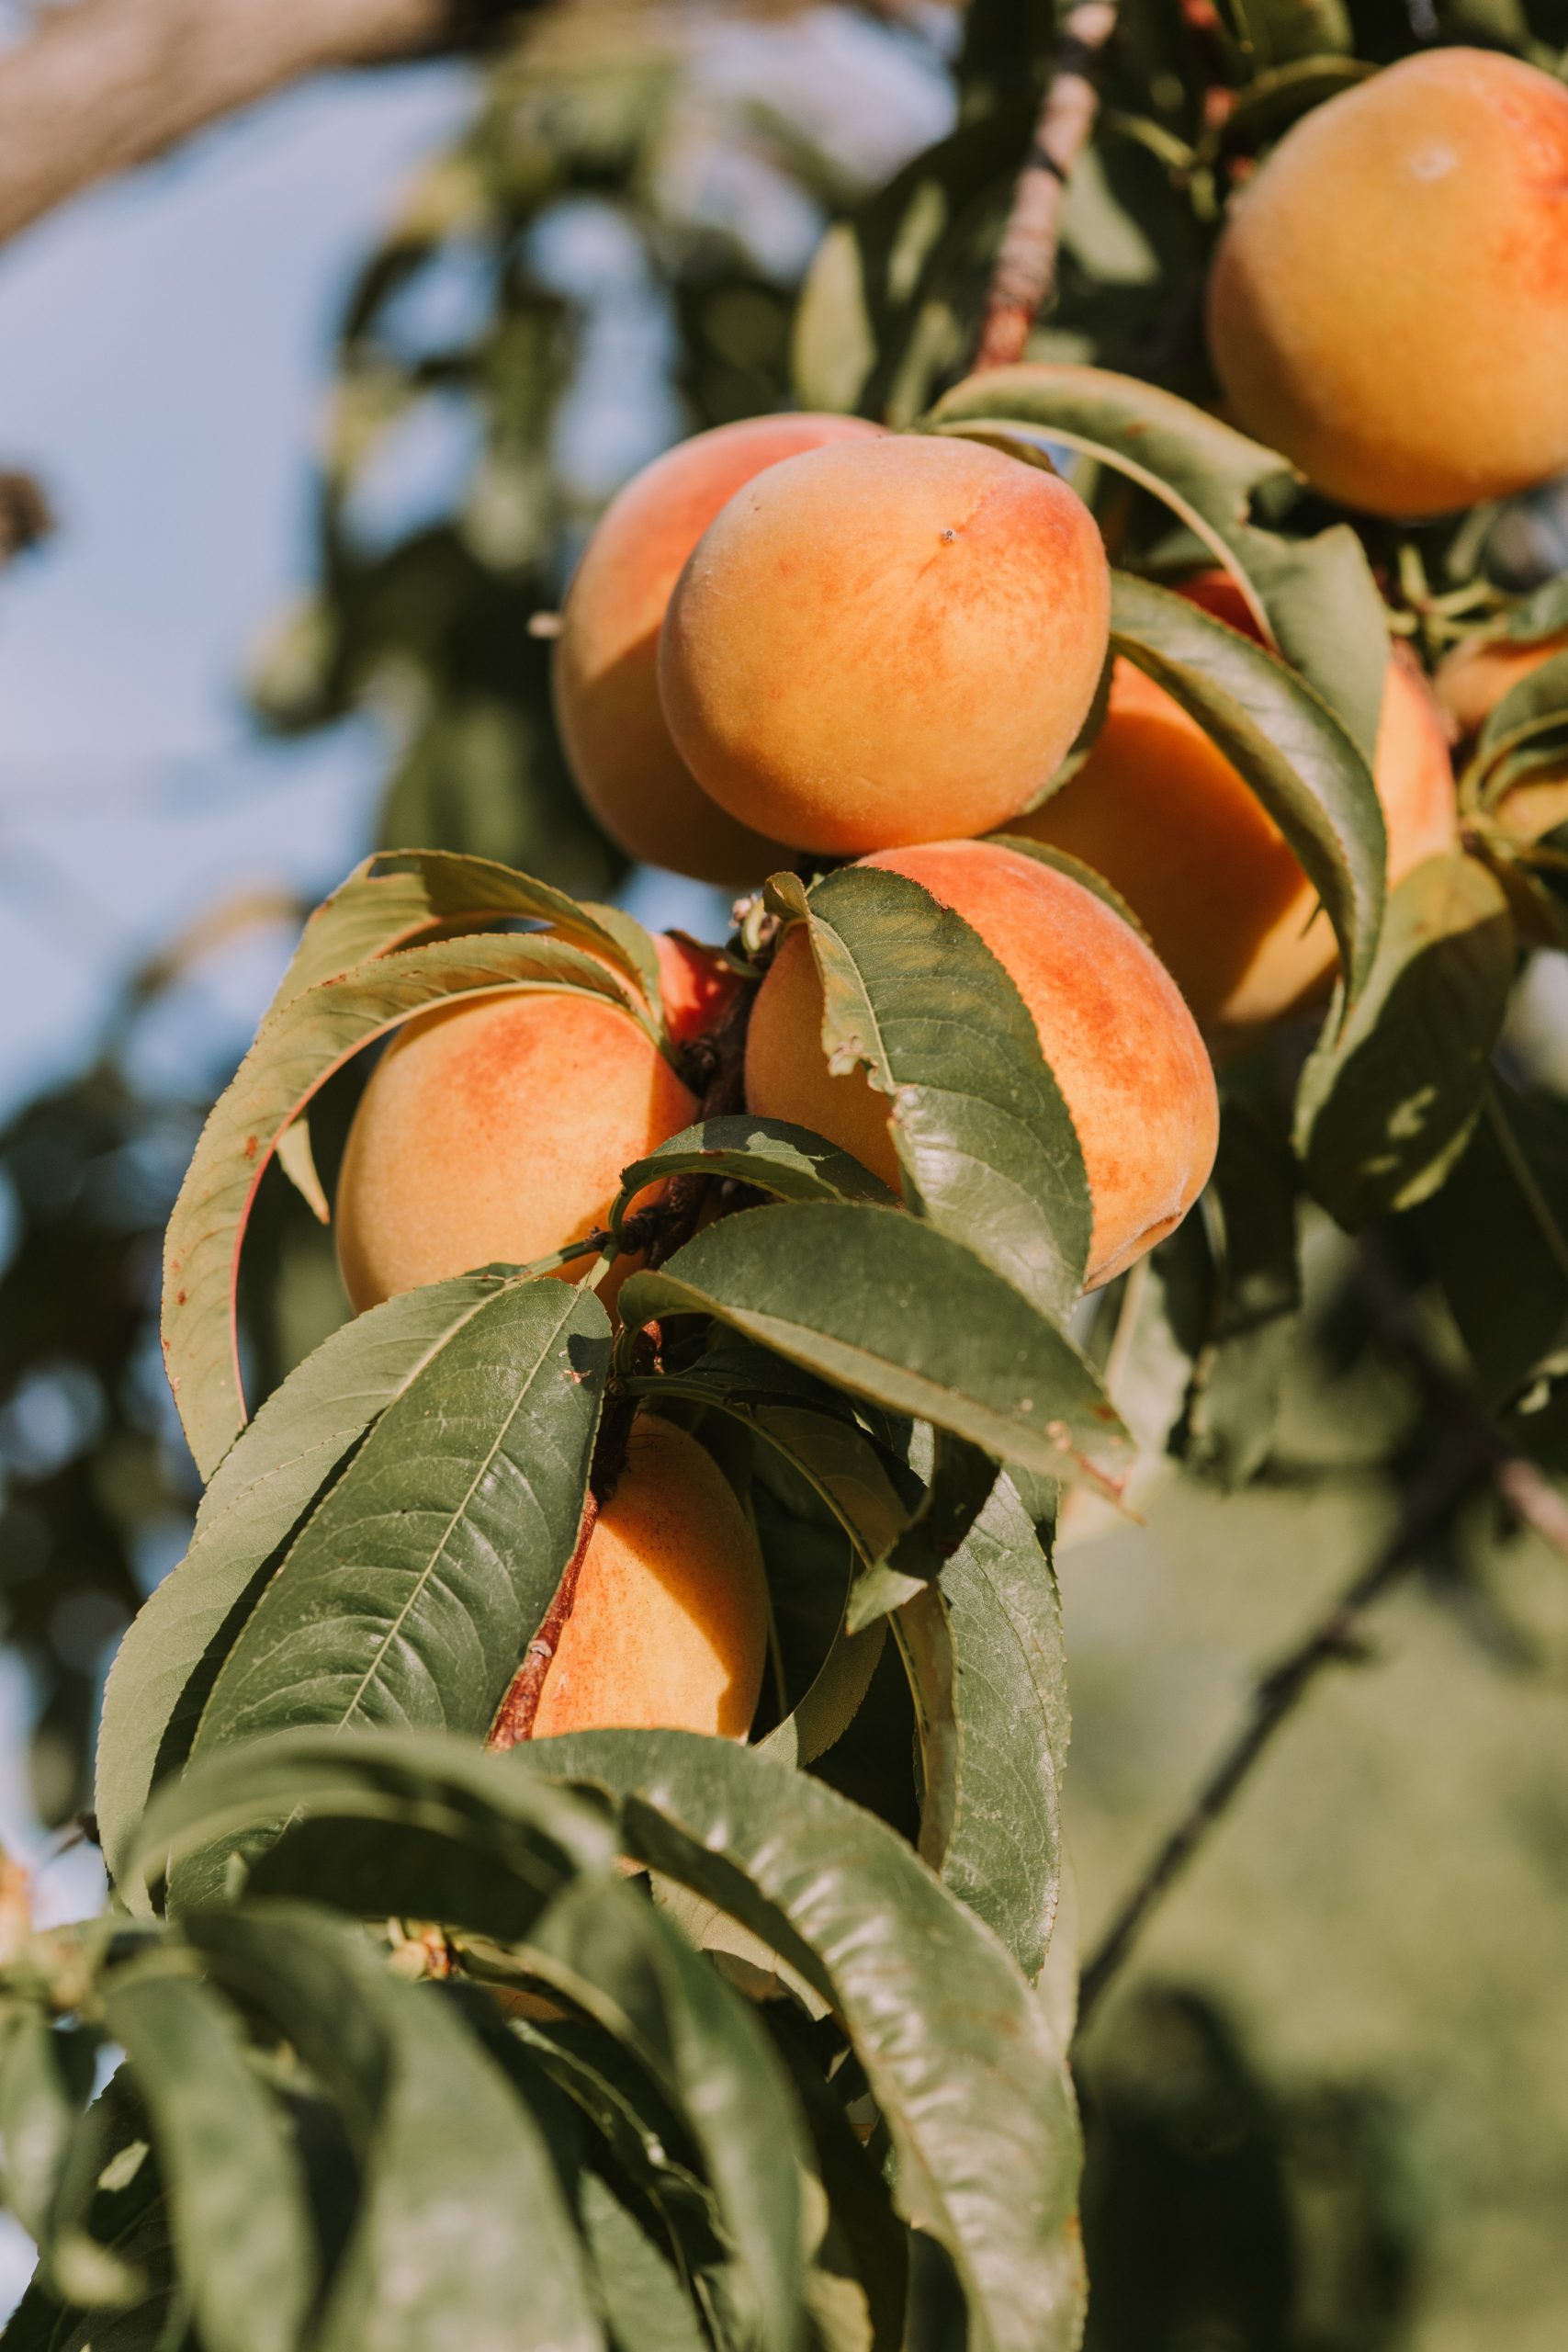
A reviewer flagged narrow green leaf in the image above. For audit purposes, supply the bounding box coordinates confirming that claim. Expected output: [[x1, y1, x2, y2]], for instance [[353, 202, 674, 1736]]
[[1295, 853, 1516, 1226], [894, 1476, 1068, 1985], [103, 1965, 314, 2352], [1110, 571, 1386, 1008], [130, 1726, 617, 1926], [576, 2172, 708, 2352], [518, 1731, 1084, 2352], [617, 1203, 1134, 1498], [0, 2010, 96, 2241], [269, 848, 661, 1020], [97, 1272, 524, 1905], [187, 1905, 604, 2352], [795, 865, 1092, 1317], [612, 1116, 897, 1229], [164, 931, 641, 1478], [1184, 1097, 1301, 1487], [168, 1283, 609, 1905], [1471, 649, 1568, 807], [927, 363, 1388, 762], [525, 1877, 808, 2352]]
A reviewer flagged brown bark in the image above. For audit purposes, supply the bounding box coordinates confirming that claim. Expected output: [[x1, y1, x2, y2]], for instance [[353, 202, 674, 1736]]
[[488, 1491, 599, 1748], [0, 0, 498, 249]]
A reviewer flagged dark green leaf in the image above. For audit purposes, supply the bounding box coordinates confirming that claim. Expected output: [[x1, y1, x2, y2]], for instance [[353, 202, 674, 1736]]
[[1183, 1097, 1301, 1488], [164, 931, 643, 1478], [895, 1475, 1067, 1983], [1471, 650, 1568, 807], [525, 1876, 808, 2352], [617, 1204, 1134, 1498], [576, 2172, 708, 2352], [97, 1272, 526, 1905], [187, 1904, 604, 2352], [795, 865, 1092, 1317], [103, 1964, 314, 2352], [1110, 571, 1385, 1007], [166, 1283, 608, 1904], [612, 1117, 897, 1227], [1295, 854, 1516, 1227], [517, 1730, 1084, 2352]]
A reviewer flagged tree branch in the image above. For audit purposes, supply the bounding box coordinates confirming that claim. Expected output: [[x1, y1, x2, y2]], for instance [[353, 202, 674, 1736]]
[[0, 0, 512, 250], [971, 0, 1119, 374], [1076, 1442, 1477, 2031]]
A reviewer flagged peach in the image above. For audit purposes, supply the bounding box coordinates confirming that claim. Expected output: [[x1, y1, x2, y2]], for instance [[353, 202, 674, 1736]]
[[1014, 573, 1457, 1037], [743, 840, 1217, 1288], [1206, 50, 1568, 518], [335, 990, 694, 1309], [1436, 629, 1568, 742], [658, 434, 1111, 855], [552, 413, 883, 885], [532, 1416, 767, 1740]]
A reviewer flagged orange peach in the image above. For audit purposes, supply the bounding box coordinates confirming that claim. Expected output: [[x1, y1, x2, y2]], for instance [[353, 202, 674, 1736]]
[[335, 990, 694, 1309], [1207, 50, 1568, 517], [1435, 629, 1568, 742], [553, 413, 883, 885], [1014, 573, 1457, 1037], [743, 840, 1217, 1288], [658, 434, 1111, 855], [532, 1416, 767, 1740]]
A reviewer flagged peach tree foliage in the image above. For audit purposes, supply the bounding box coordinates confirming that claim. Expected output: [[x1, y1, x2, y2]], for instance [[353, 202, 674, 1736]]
[[6, 3, 1568, 2349]]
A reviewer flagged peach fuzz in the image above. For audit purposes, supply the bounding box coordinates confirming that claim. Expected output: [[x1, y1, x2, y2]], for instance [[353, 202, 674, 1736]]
[[552, 413, 883, 886], [1014, 574, 1457, 1039], [531, 1416, 767, 1740], [1206, 50, 1568, 518], [743, 840, 1218, 1289], [1436, 629, 1568, 742], [658, 434, 1110, 855], [334, 990, 694, 1311]]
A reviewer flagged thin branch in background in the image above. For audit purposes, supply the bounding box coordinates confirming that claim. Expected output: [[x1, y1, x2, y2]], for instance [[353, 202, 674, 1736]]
[[1076, 1442, 1480, 2031], [1077, 1234, 1568, 2027], [0, 471, 51, 565], [971, 1, 1120, 374]]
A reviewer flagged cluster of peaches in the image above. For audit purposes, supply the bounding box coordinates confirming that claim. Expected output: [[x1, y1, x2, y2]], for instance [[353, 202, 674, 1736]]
[[323, 49, 1568, 1746]]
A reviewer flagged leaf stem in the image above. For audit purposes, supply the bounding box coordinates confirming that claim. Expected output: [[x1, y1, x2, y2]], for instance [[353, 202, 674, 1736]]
[[971, 3, 1120, 374], [487, 1491, 600, 1749]]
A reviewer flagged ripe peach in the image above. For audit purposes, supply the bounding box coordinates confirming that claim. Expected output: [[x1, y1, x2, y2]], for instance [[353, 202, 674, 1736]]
[[1435, 629, 1568, 742], [743, 840, 1217, 1288], [1014, 573, 1457, 1037], [1206, 50, 1568, 517], [658, 435, 1111, 855], [553, 413, 883, 885], [335, 990, 694, 1309], [532, 1416, 767, 1740]]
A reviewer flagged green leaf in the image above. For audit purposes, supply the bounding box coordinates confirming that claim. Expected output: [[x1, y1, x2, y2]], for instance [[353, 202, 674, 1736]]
[[1471, 650, 1568, 807], [1294, 854, 1516, 1227], [926, 364, 1389, 764], [895, 1476, 1067, 1984], [168, 1282, 609, 1905], [794, 865, 1092, 1318], [612, 1117, 897, 1228], [0, 2010, 97, 2241], [130, 1726, 617, 1925], [617, 1204, 1134, 1498], [269, 849, 660, 1021], [164, 929, 643, 1478], [102, 1964, 314, 2352], [1110, 571, 1386, 1008], [518, 1730, 1084, 2352], [525, 1877, 808, 2352], [1182, 1096, 1301, 1489], [97, 1272, 525, 1905], [576, 2172, 708, 2352], [187, 1904, 604, 2352]]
